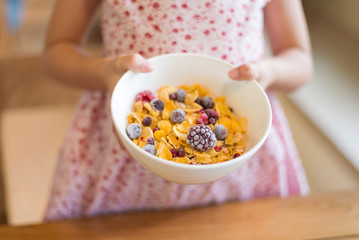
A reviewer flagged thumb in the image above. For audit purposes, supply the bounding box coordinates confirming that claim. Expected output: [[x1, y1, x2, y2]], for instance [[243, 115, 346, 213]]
[[116, 53, 153, 73], [228, 63, 260, 81]]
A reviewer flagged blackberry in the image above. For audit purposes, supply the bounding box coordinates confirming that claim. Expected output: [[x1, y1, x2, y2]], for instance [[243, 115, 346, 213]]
[[142, 116, 152, 126], [213, 124, 227, 140], [126, 123, 142, 139], [176, 89, 186, 102], [200, 96, 214, 109], [150, 99, 164, 113], [187, 125, 216, 152], [170, 109, 186, 123], [143, 144, 156, 155]]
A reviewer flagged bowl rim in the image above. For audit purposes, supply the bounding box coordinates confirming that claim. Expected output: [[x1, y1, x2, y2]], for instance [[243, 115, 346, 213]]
[[111, 53, 272, 170]]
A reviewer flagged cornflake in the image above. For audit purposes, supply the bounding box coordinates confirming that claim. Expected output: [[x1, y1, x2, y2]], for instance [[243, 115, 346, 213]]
[[126, 84, 248, 165]]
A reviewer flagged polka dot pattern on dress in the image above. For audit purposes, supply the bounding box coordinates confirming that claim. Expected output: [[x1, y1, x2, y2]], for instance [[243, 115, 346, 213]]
[[44, 0, 309, 221]]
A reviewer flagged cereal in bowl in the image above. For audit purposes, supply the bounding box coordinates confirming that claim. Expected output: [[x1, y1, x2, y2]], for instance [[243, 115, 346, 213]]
[[126, 84, 248, 165]]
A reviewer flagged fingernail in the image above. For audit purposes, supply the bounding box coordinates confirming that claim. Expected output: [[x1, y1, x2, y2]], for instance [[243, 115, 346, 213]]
[[228, 69, 239, 79], [142, 63, 153, 71]]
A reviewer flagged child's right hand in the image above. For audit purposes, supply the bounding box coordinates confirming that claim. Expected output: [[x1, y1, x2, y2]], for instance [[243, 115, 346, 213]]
[[105, 53, 153, 155], [103, 53, 153, 92]]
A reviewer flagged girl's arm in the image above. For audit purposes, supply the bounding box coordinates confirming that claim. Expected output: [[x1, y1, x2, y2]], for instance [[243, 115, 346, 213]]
[[228, 0, 313, 92], [43, 0, 152, 91]]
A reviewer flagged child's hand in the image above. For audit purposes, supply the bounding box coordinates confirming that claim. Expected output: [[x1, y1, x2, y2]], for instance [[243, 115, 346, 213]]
[[104, 53, 153, 92], [106, 54, 153, 156], [228, 62, 271, 90]]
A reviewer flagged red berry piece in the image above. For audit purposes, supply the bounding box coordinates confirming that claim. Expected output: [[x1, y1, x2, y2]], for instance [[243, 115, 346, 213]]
[[153, 126, 159, 133], [200, 113, 208, 121], [196, 118, 203, 124], [135, 90, 157, 104], [214, 146, 222, 152], [233, 153, 240, 158], [170, 148, 178, 157]]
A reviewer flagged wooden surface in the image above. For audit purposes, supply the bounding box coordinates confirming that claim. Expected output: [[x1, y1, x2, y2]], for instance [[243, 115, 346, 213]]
[[1, 106, 76, 225], [0, 191, 358, 240]]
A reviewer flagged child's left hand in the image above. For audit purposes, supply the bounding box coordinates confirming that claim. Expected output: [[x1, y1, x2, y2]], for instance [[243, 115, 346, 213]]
[[228, 62, 271, 90]]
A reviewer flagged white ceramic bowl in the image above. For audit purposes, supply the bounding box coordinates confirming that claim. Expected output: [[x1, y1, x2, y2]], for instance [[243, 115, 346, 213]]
[[111, 53, 272, 184]]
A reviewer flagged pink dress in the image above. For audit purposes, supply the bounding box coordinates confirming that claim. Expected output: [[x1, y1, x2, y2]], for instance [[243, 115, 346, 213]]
[[45, 0, 309, 221]]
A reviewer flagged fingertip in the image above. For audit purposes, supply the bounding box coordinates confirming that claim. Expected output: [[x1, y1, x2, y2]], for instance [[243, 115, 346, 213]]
[[228, 68, 239, 79]]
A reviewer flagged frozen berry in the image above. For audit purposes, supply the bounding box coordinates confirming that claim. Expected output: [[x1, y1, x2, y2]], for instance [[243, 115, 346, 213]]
[[200, 96, 214, 109], [170, 148, 178, 157], [143, 144, 156, 155], [126, 123, 142, 139], [176, 89, 186, 102], [150, 99, 164, 113], [169, 93, 177, 100], [200, 113, 208, 121], [233, 153, 240, 158], [142, 116, 152, 126], [195, 97, 201, 104], [170, 109, 186, 123], [204, 109, 218, 118], [135, 90, 157, 103], [147, 137, 155, 145], [178, 149, 185, 157], [187, 125, 216, 151], [209, 118, 216, 125], [196, 118, 203, 124], [214, 146, 222, 152], [153, 126, 159, 133], [213, 124, 227, 140]]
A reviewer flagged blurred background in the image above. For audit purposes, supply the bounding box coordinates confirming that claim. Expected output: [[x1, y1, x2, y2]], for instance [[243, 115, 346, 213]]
[[0, 0, 358, 226]]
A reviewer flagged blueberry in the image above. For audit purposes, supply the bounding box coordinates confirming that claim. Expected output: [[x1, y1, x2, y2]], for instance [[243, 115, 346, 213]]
[[200, 96, 214, 109], [195, 97, 201, 104], [142, 116, 152, 126], [143, 144, 156, 155], [176, 89, 186, 102], [169, 93, 177, 100], [147, 137, 155, 145], [178, 149, 185, 157], [170, 109, 186, 123], [126, 123, 142, 139], [150, 99, 164, 113], [213, 124, 227, 140]]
